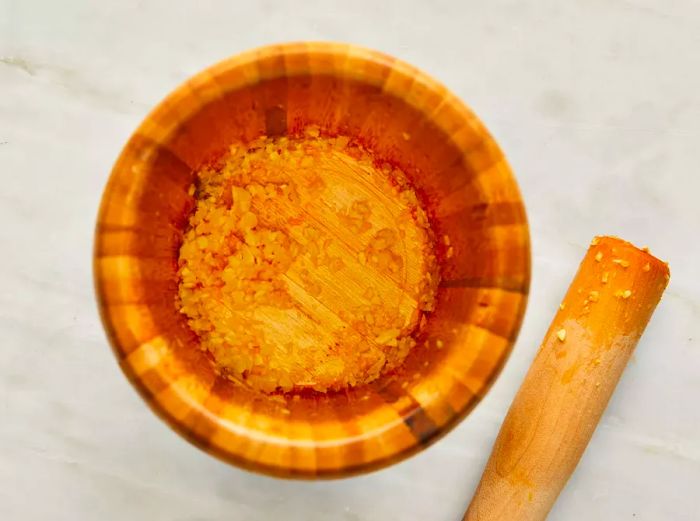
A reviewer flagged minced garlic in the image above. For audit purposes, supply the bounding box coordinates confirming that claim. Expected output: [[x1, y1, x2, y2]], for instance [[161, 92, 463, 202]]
[[177, 130, 440, 393], [614, 289, 632, 299]]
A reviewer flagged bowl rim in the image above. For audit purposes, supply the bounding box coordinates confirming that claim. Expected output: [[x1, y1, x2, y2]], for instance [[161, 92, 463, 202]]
[[94, 41, 530, 478]]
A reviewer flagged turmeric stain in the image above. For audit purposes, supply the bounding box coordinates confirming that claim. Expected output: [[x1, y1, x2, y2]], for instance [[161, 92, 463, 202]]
[[177, 129, 440, 393], [561, 362, 580, 384]]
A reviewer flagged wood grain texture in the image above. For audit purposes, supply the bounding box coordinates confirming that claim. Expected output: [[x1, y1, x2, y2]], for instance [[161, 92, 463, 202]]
[[464, 236, 669, 520], [94, 42, 530, 478]]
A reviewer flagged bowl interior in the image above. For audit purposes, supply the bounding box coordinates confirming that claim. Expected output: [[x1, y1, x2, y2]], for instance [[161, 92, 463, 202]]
[[95, 43, 529, 477]]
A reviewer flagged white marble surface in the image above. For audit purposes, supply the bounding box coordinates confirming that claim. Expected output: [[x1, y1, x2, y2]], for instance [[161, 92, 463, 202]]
[[1, 1, 699, 519]]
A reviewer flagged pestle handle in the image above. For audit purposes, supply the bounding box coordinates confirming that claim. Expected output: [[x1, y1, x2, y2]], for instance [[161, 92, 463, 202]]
[[464, 236, 670, 521]]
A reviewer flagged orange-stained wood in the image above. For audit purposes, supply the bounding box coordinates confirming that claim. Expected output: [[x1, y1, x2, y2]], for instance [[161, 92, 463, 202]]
[[94, 42, 530, 478], [176, 134, 440, 393], [464, 236, 669, 520]]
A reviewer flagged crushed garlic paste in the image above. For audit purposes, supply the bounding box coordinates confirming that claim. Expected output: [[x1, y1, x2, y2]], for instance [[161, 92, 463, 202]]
[[177, 129, 439, 392]]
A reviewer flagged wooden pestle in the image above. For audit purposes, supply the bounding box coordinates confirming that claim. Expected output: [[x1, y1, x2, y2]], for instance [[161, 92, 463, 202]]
[[464, 236, 670, 521]]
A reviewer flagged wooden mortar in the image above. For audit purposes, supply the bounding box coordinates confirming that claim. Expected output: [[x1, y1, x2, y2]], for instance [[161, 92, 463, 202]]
[[94, 42, 530, 478]]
